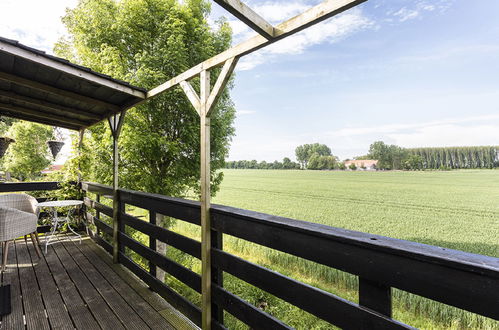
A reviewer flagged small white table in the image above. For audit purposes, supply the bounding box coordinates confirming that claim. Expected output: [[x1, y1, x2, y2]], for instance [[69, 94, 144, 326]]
[[38, 200, 83, 254]]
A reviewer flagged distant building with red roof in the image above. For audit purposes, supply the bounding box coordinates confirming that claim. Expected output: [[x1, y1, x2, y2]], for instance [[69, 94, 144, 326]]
[[41, 164, 63, 174], [344, 160, 378, 171]]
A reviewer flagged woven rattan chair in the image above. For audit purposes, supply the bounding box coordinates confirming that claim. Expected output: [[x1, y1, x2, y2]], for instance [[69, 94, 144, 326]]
[[0, 194, 42, 271]]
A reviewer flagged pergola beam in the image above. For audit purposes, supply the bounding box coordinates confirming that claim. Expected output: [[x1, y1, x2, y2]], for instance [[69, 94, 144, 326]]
[[0, 90, 102, 121], [147, 0, 366, 100], [206, 57, 238, 116], [179, 81, 201, 114], [213, 0, 274, 39], [0, 109, 80, 131], [0, 102, 90, 127], [0, 71, 121, 112]]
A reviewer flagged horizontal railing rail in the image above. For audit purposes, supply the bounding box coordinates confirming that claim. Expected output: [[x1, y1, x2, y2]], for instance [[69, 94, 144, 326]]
[[0, 181, 61, 192], [80, 181, 499, 329]]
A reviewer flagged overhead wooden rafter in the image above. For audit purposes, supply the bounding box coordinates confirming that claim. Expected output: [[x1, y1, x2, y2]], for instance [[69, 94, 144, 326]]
[[146, 0, 366, 99], [213, 0, 275, 39]]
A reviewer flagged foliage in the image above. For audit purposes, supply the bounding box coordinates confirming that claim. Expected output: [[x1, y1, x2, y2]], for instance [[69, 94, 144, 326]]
[[348, 163, 357, 170], [225, 158, 300, 170], [295, 143, 332, 168], [3, 121, 53, 180], [307, 153, 339, 170], [56, 0, 235, 198], [407, 146, 499, 169], [368, 141, 408, 170]]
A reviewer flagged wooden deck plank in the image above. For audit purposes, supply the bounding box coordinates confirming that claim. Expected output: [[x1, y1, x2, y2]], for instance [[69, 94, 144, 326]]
[[42, 242, 101, 329], [59, 238, 150, 330], [25, 238, 74, 329], [84, 238, 199, 330], [51, 238, 126, 330], [1, 240, 25, 330], [1, 235, 190, 330], [75, 238, 174, 329], [15, 240, 51, 330]]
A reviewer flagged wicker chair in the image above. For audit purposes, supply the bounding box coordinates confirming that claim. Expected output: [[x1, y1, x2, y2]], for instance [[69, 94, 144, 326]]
[[0, 194, 42, 271]]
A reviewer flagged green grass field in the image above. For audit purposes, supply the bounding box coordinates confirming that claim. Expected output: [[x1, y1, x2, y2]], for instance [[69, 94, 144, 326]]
[[163, 169, 498, 329], [213, 169, 498, 258]]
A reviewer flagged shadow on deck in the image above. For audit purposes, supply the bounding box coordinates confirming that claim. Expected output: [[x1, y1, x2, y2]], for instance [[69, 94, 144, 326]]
[[0, 234, 197, 330]]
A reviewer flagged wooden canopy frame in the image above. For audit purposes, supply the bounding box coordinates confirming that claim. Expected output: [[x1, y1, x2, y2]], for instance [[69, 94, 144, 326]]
[[130, 1, 367, 328], [0, 1, 366, 329]]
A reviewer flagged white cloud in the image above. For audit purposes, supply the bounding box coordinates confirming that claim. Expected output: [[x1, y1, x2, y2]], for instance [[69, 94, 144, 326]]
[[392, 8, 419, 22], [0, 0, 77, 53], [320, 114, 499, 159], [238, 8, 374, 71], [389, 124, 499, 148], [329, 114, 499, 137]]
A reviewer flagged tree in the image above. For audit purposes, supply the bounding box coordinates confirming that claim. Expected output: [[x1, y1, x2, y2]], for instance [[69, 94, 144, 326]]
[[58, 0, 235, 199], [349, 163, 357, 170], [368, 141, 407, 170], [3, 121, 53, 180], [295, 143, 332, 168]]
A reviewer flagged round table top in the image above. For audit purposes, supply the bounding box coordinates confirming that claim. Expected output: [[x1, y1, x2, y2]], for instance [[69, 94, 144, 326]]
[[38, 200, 83, 207]]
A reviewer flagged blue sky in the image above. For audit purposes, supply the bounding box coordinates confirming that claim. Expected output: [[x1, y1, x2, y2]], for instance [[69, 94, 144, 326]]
[[1, 0, 499, 161]]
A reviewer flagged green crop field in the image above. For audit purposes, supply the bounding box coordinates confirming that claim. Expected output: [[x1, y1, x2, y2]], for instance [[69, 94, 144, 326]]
[[148, 169, 499, 329]]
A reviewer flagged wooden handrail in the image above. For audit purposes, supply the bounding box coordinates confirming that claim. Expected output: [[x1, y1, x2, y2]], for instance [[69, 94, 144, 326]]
[[80, 182, 499, 328]]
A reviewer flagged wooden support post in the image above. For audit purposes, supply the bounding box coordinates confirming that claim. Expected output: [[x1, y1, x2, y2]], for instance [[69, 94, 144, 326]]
[[77, 129, 85, 182], [200, 69, 212, 330], [178, 58, 238, 329], [359, 278, 392, 318], [108, 112, 126, 264]]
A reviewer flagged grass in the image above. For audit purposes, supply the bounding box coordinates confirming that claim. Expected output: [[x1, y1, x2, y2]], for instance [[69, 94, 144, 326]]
[[131, 169, 498, 329]]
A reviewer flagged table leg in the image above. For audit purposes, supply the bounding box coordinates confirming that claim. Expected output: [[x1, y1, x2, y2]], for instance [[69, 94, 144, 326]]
[[44, 209, 59, 254]]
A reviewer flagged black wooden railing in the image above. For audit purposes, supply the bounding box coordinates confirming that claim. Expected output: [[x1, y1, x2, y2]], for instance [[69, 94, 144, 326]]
[[2, 181, 497, 328], [78, 181, 499, 329], [0, 181, 60, 193]]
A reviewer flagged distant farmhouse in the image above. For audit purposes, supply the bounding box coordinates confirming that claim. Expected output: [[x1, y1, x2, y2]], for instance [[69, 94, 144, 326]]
[[41, 164, 63, 175], [344, 159, 378, 171]]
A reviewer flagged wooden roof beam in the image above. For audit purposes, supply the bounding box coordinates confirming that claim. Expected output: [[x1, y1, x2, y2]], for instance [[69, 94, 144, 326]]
[[147, 0, 366, 99], [0, 102, 91, 128], [0, 109, 81, 131], [213, 0, 274, 39], [0, 90, 102, 121], [0, 71, 121, 112], [0, 39, 146, 99]]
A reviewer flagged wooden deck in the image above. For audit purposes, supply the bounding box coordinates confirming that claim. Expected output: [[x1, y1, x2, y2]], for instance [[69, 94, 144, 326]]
[[0, 234, 197, 330]]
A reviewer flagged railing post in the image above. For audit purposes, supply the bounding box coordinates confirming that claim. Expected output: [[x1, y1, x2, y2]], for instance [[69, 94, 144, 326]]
[[149, 211, 157, 277], [359, 278, 392, 318], [108, 112, 126, 264], [211, 229, 223, 324]]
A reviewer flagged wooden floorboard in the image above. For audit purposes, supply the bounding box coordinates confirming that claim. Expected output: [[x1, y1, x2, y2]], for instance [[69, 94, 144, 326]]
[[1, 240, 24, 329], [43, 242, 101, 329], [25, 238, 74, 330], [76, 239, 174, 329], [51, 238, 126, 330], [0, 234, 180, 330], [16, 240, 51, 330], [60, 238, 150, 330]]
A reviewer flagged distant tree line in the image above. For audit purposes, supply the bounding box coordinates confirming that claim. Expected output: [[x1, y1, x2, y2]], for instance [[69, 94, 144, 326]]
[[367, 141, 499, 170], [225, 143, 342, 170], [225, 141, 499, 171], [225, 157, 301, 170], [407, 146, 499, 169]]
